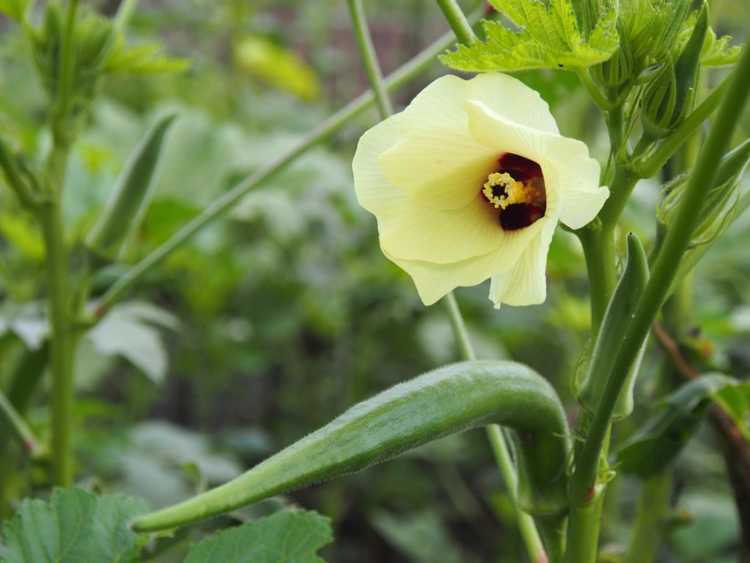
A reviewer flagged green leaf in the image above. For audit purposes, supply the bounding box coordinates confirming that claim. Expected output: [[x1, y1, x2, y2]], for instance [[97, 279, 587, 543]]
[[617, 374, 740, 478], [85, 301, 178, 383], [712, 382, 750, 440], [133, 361, 570, 531], [701, 29, 741, 67], [105, 39, 190, 75], [184, 509, 332, 563], [0, 0, 28, 22], [0, 488, 148, 563], [440, 0, 618, 72]]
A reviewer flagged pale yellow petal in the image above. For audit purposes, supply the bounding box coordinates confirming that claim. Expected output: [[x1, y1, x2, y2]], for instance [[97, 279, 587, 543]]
[[465, 100, 548, 164], [378, 128, 496, 210], [541, 135, 609, 230], [400, 73, 558, 135], [466, 73, 559, 134], [352, 113, 409, 232], [380, 194, 505, 264], [489, 220, 556, 307], [384, 248, 500, 306], [383, 219, 545, 305]]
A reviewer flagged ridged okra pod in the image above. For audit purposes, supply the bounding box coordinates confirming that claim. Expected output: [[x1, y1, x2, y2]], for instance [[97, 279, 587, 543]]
[[86, 113, 176, 260], [133, 360, 570, 531]]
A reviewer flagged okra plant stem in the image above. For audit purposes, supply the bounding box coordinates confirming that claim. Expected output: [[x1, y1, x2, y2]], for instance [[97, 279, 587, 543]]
[[570, 40, 750, 542], [41, 0, 80, 486]]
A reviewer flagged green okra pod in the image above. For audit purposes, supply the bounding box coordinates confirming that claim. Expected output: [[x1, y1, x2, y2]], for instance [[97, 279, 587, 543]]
[[132, 360, 570, 532], [85, 113, 176, 260], [578, 234, 650, 419]]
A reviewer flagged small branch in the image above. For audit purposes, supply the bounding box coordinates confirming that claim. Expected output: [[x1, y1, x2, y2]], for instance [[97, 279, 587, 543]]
[[487, 425, 549, 563], [0, 390, 41, 457], [436, 0, 477, 45], [346, 0, 393, 118], [444, 292, 476, 360], [651, 321, 699, 380]]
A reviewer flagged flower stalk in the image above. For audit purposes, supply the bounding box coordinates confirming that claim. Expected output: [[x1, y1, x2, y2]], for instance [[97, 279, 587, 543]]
[[352, 4, 548, 559], [435, 0, 477, 46]]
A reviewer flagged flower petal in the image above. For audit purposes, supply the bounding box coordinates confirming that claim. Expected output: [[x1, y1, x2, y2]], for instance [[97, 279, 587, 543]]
[[384, 219, 545, 305], [466, 73, 559, 134], [378, 128, 496, 210], [542, 135, 609, 230], [380, 194, 505, 264], [489, 220, 556, 307], [384, 249, 501, 306], [352, 113, 409, 231], [400, 74, 559, 135]]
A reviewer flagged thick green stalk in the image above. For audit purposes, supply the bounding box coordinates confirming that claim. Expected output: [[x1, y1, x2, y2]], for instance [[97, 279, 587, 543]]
[[577, 223, 616, 333], [435, 0, 476, 45], [95, 22, 478, 313], [52, 0, 79, 143], [39, 175, 74, 486], [623, 472, 672, 563], [346, 0, 393, 117], [597, 164, 640, 232], [570, 42, 750, 515]]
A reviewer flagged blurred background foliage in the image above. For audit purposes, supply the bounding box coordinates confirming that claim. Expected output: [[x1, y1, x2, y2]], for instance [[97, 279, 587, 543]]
[[0, 1, 748, 561]]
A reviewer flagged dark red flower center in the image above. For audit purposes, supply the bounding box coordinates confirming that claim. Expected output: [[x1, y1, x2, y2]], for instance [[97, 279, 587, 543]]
[[481, 153, 547, 231]]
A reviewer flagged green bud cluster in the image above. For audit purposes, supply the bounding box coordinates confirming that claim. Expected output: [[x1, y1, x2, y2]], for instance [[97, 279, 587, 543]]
[[577, 234, 649, 419], [591, 0, 697, 103], [642, 7, 707, 137], [29, 4, 115, 124], [658, 138, 750, 258]]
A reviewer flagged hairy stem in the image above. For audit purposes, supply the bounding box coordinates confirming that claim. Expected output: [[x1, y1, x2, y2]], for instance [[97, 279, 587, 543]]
[[569, 41, 750, 517], [39, 174, 74, 486]]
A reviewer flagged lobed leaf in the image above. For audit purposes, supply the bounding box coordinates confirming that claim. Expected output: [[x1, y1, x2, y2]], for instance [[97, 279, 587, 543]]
[[440, 0, 618, 72], [0, 488, 148, 563], [184, 509, 332, 563]]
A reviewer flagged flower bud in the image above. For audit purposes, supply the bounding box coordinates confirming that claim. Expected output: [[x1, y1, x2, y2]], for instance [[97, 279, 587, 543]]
[[85, 113, 176, 260], [591, 27, 635, 94], [641, 61, 678, 138], [659, 138, 750, 248], [577, 234, 649, 419], [641, 6, 708, 138], [29, 4, 114, 117]]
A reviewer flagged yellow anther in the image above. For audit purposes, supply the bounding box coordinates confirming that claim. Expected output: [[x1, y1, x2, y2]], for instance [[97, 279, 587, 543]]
[[482, 172, 528, 209]]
